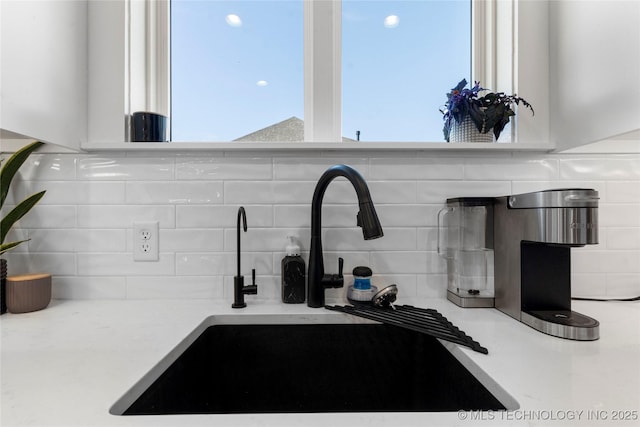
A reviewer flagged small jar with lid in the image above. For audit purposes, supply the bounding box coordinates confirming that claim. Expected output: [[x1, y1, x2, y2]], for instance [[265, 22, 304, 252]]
[[352, 266, 373, 290], [347, 266, 378, 304]]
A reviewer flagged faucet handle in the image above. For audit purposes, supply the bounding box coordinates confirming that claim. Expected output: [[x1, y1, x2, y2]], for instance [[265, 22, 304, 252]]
[[322, 258, 344, 289], [245, 268, 258, 295]]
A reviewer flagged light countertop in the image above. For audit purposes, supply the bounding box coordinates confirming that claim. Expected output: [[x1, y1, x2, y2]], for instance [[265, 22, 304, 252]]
[[1, 298, 639, 427]]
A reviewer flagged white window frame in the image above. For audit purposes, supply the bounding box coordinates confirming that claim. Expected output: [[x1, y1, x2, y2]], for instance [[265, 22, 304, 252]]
[[125, 0, 539, 145], [304, 0, 342, 142]]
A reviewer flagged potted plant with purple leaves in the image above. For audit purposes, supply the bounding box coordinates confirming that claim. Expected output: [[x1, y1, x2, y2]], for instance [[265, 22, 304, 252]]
[[440, 79, 534, 143], [1, 141, 47, 314]]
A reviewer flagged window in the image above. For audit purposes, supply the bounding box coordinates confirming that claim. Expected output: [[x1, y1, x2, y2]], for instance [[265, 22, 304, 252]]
[[133, 0, 481, 143], [342, 1, 471, 142], [171, 0, 304, 141]]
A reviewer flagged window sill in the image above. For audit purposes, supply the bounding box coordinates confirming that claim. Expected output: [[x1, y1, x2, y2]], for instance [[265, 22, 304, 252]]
[[81, 141, 554, 152]]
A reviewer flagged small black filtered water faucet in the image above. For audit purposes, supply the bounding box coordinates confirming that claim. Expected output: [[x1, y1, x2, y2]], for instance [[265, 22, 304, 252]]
[[307, 165, 384, 308], [232, 207, 257, 308]]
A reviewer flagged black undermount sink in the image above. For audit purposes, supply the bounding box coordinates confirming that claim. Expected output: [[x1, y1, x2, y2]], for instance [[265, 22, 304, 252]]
[[110, 314, 517, 415]]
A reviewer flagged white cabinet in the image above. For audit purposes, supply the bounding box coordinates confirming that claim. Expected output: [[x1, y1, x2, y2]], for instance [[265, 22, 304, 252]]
[[87, 0, 127, 145], [550, 0, 640, 152], [1, 0, 127, 150], [0, 0, 87, 150]]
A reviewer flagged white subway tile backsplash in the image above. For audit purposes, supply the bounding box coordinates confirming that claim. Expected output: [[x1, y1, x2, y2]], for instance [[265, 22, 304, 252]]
[[6, 151, 638, 301], [573, 250, 640, 274], [53, 276, 127, 299], [176, 157, 272, 180], [77, 205, 175, 228], [417, 228, 438, 251], [126, 276, 224, 299], [77, 253, 176, 276], [376, 205, 439, 227], [571, 274, 606, 297], [559, 157, 640, 180], [24, 154, 77, 180], [606, 181, 640, 203], [289, 204, 358, 228], [176, 253, 228, 276], [370, 157, 464, 180], [78, 155, 174, 180], [273, 205, 311, 228], [606, 228, 640, 249], [273, 157, 369, 180], [370, 252, 442, 275], [18, 205, 77, 229], [11, 181, 125, 205], [28, 229, 126, 253], [176, 252, 272, 276], [369, 181, 417, 203], [606, 273, 640, 297], [126, 181, 223, 204], [160, 229, 224, 252], [176, 205, 273, 228], [80, 182, 126, 204], [7, 253, 77, 276], [465, 157, 558, 180], [417, 274, 448, 298], [223, 228, 311, 252], [224, 181, 316, 204], [598, 204, 640, 227]]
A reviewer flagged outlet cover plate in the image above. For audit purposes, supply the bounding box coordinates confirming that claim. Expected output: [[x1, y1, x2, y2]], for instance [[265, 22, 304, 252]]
[[133, 221, 159, 261]]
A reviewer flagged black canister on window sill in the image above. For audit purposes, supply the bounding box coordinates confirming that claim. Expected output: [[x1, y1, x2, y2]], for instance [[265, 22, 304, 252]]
[[131, 112, 168, 142]]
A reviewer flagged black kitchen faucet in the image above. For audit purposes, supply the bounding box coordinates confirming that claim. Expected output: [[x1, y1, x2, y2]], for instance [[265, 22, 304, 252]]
[[232, 206, 257, 308], [307, 165, 384, 308]]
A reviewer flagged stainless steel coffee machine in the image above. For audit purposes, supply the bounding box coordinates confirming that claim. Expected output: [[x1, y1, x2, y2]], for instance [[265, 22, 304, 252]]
[[493, 189, 600, 340]]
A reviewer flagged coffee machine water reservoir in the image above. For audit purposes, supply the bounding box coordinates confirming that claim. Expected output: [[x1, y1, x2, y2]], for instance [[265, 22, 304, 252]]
[[438, 198, 495, 308]]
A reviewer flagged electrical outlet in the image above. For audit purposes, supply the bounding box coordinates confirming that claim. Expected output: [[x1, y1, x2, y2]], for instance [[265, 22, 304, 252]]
[[133, 221, 159, 261]]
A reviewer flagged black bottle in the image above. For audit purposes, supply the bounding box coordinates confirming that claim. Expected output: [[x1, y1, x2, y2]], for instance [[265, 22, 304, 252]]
[[282, 236, 306, 304]]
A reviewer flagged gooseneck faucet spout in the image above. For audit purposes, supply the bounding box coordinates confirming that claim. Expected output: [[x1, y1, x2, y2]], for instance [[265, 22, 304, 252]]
[[307, 165, 384, 308], [233, 207, 257, 308]]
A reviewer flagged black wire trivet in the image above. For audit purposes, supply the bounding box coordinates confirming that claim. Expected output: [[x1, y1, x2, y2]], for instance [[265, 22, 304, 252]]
[[325, 304, 488, 354]]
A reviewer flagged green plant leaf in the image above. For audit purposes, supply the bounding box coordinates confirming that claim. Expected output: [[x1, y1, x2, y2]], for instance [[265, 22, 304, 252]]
[[0, 191, 46, 244], [0, 240, 30, 256], [468, 104, 486, 133], [0, 141, 44, 209]]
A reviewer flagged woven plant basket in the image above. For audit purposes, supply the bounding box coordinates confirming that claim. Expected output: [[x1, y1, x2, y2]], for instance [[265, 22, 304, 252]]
[[449, 116, 494, 143]]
